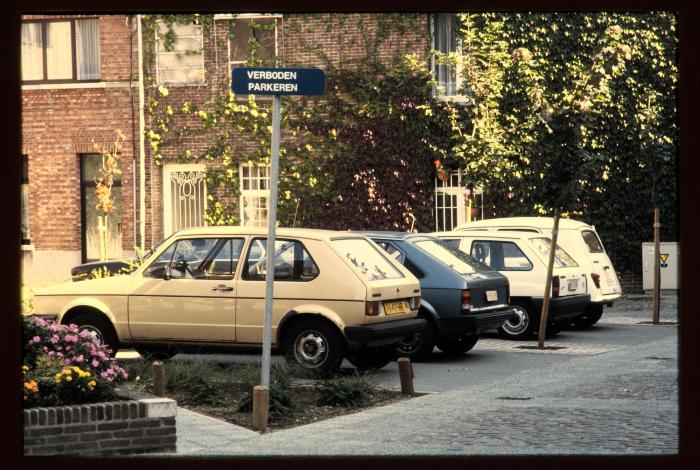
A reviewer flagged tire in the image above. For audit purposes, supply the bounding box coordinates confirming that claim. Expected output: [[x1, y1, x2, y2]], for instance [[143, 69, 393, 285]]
[[437, 334, 479, 355], [572, 304, 604, 327], [498, 301, 539, 340], [281, 318, 345, 376], [347, 346, 394, 371], [395, 317, 436, 361], [545, 321, 564, 338], [136, 348, 177, 361], [68, 312, 120, 356]]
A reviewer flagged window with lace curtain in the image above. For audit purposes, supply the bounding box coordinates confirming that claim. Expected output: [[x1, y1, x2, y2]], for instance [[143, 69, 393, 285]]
[[21, 18, 101, 83]]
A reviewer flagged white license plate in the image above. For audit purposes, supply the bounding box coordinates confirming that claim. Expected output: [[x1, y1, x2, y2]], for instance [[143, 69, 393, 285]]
[[384, 300, 409, 315], [568, 279, 578, 291], [486, 290, 498, 302]]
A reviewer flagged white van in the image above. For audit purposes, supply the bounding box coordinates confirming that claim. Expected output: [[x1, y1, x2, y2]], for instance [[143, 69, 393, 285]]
[[453, 217, 622, 327]]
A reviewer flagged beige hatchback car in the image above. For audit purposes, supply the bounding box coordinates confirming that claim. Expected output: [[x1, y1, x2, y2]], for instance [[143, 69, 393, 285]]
[[32, 227, 426, 374]]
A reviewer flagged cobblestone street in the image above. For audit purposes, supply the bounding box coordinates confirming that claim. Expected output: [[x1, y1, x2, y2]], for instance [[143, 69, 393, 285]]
[[160, 294, 679, 457]]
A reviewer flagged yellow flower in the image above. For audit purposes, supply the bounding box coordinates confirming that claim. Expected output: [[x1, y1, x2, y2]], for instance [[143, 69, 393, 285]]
[[65, 376, 72, 382]]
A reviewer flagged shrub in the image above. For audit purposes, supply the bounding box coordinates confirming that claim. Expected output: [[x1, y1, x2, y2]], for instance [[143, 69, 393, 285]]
[[21, 316, 126, 408], [236, 362, 296, 417], [315, 372, 376, 408]]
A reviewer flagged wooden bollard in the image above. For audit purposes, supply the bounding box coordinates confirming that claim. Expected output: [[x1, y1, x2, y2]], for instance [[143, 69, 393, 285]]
[[397, 357, 414, 395], [252, 385, 269, 432], [152, 360, 166, 397]]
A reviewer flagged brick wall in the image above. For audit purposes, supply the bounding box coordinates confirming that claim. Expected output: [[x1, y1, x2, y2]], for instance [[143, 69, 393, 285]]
[[23, 397, 176, 456]]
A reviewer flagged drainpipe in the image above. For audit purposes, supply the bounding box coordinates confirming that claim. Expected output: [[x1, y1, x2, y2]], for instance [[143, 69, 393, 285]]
[[137, 14, 146, 252]]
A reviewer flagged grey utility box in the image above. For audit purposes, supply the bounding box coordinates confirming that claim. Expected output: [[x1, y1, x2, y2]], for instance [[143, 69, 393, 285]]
[[642, 242, 680, 290]]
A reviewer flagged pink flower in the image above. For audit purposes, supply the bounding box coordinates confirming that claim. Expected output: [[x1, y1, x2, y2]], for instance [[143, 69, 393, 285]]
[[92, 359, 99, 367], [66, 346, 71, 352], [32, 336, 40, 343], [48, 351, 55, 357], [50, 335, 60, 344], [75, 355, 84, 363], [57, 352, 63, 358]]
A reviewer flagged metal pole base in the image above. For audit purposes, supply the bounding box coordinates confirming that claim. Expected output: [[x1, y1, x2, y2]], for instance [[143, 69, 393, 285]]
[[252, 385, 269, 432]]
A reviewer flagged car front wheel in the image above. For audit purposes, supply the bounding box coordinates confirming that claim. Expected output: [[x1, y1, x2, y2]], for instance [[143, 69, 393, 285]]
[[282, 318, 345, 376], [68, 312, 120, 356], [395, 318, 436, 361], [437, 334, 479, 355]]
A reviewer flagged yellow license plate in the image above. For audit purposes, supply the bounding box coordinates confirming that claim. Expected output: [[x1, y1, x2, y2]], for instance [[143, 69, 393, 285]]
[[384, 300, 409, 315]]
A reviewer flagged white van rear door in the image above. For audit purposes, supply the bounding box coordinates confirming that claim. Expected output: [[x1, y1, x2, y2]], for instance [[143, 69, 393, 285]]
[[580, 229, 621, 295]]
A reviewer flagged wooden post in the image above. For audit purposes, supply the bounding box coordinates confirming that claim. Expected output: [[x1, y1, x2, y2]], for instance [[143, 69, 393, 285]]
[[152, 360, 166, 397], [653, 208, 661, 324], [397, 357, 414, 395], [538, 209, 560, 349], [252, 385, 269, 432]]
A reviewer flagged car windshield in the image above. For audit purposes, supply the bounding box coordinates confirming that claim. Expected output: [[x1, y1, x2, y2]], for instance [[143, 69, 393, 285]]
[[330, 238, 404, 281], [527, 237, 579, 267], [414, 239, 491, 275]]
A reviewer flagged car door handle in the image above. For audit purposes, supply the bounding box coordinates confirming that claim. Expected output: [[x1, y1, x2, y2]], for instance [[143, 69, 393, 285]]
[[212, 285, 234, 292]]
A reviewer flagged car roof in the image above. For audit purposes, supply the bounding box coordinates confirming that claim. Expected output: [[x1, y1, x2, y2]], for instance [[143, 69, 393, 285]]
[[455, 217, 592, 231], [433, 230, 543, 241], [172, 226, 366, 242], [354, 231, 437, 241]]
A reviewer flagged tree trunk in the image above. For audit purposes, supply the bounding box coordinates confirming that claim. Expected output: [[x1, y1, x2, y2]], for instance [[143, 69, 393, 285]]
[[652, 207, 660, 324], [538, 209, 560, 348]]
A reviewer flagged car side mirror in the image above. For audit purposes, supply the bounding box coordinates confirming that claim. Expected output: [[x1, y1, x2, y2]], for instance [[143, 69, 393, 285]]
[[163, 265, 171, 280], [173, 260, 188, 272]]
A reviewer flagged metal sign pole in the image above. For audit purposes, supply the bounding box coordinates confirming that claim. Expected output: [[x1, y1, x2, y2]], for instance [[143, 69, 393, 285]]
[[261, 94, 281, 388]]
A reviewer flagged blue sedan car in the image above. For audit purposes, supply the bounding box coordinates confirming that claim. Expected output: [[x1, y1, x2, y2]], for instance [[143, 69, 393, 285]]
[[361, 232, 515, 360]]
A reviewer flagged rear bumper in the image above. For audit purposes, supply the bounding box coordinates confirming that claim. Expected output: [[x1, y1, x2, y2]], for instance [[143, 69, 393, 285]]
[[345, 318, 428, 348], [533, 294, 591, 321], [437, 308, 516, 337]]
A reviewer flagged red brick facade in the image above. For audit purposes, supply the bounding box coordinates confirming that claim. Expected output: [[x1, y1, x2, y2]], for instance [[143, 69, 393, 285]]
[[21, 13, 431, 283]]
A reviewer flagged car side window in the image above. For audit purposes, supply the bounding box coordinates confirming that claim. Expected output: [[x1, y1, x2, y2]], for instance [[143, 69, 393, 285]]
[[471, 241, 532, 271], [442, 238, 461, 249], [375, 241, 406, 264], [243, 238, 320, 281], [197, 239, 245, 278]]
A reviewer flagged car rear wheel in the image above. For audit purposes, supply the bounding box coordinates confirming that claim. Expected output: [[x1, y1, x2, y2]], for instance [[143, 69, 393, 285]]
[[437, 334, 479, 355], [281, 318, 345, 376], [347, 346, 394, 370], [395, 317, 436, 361], [572, 304, 604, 327], [68, 313, 120, 356], [498, 301, 538, 340]]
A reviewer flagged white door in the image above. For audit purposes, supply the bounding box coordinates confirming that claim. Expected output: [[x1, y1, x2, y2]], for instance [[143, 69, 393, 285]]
[[163, 164, 207, 237]]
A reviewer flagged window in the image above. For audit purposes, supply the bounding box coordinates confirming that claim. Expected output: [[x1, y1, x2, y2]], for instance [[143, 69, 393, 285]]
[[431, 13, 462, 98], [163, 165, 207, 237], [435, 170, 483, 231], [244, 238, 319, 281], [229, 15, 279, 65], [156, 21, 204, 84], [240, 163, 270, 227], [441, 238, 461, 249], [21, 155, 30, 245], [80, 153, 122, 262], [374, 241, 406, 264], [143, 238, 244, 279], [581, 230, 605, 253], [414, 239, 490, 275], [21, 19, 100, 83], [470, 241, 533, 271], [330, 238, 404, 282], [527, 238, 579, 268]]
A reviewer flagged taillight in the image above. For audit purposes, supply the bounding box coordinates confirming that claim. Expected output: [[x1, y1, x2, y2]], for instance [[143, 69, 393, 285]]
[[461, 290, 472, 312], [552, 276, 560, 298], [591, 273, 601, 289], [365, 301, 380, 316], [409, 296, 421, 310]]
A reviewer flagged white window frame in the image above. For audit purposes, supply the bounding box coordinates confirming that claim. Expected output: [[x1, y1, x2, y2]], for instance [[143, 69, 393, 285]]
[[163, 164, 207, 237], [227, 13, 281, 70], [430, 13, 468, 103], [155, 20, 205, 85], [239, 162, 271, 227], [434, 170, 484, 231]]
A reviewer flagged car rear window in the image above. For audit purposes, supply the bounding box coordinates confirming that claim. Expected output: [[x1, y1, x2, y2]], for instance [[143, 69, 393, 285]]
[[331, 238, 404, 281], [581, 230, 605, 253], [527, 237, 579, 268], [414, 239, 490, 275]]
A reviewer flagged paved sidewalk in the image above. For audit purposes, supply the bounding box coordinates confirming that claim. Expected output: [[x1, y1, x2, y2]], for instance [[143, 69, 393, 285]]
[[155, 333, 677, 457]]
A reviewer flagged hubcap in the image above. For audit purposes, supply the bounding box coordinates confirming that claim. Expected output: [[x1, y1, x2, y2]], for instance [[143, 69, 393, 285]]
[[79, 325, 104, 345], [397, 332, 423, 353], [294, 330, 328, 367], [502, 306, 529, 335]]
